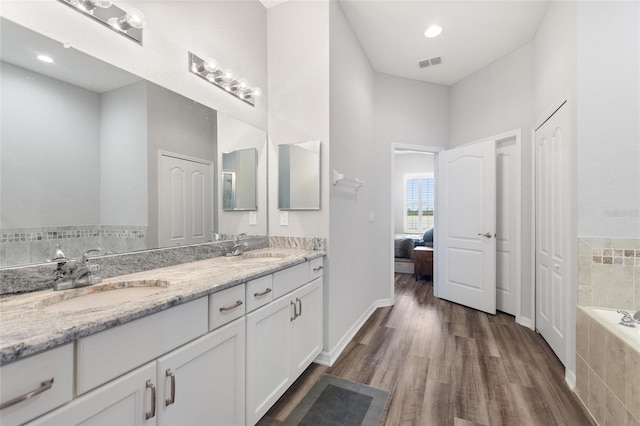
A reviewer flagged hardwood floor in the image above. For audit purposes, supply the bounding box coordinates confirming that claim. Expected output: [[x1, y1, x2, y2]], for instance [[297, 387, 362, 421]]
[[258, 274, 594, 426]]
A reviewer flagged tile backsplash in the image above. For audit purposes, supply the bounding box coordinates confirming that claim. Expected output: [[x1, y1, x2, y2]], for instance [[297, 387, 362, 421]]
[[0, 225, 148, 268], [578, 237, 640, 310]]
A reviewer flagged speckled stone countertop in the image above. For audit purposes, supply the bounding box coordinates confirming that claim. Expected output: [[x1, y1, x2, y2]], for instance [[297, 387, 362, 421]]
[[0, 247, 324, 365]]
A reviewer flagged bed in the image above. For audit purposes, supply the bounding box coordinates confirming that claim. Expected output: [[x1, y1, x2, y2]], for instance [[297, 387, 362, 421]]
[[394, 228, 433, 274]]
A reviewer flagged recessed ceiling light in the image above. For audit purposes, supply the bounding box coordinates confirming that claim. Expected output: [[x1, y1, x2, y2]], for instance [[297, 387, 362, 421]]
[[424, 25, 443, 38], [37, 55, 54, 63]]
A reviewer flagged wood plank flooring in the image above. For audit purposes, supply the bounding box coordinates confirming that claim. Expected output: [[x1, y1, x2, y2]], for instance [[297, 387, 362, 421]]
[[258, 274, 594, 426]]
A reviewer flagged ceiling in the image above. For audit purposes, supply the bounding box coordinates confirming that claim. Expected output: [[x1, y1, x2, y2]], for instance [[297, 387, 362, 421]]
[[263, 0, 550, 86]]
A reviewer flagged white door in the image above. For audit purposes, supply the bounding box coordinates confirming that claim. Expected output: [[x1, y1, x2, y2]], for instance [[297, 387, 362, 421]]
[[156, 319, 245, 426], [436, 140, 497, 314], [496, 138, 519, 315], [535, 102, 570, 366], [159, 153, 213, 248]]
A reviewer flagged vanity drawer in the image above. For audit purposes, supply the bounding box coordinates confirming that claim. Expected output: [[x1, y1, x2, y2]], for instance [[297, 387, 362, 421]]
[[0, 343, 74, 426], [309, 257, 324, 280], [273, 262, 309, 300], [209, 284, 246, 330], [246, 275, 274, 312], [76, 297, 208, 395]]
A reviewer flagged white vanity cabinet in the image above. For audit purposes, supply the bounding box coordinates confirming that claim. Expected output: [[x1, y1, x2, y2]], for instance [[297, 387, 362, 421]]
[[155, 318, 245, 426], [245, 260, 323, 426]]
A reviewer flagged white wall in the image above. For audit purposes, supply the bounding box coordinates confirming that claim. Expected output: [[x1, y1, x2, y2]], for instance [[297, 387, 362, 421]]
[[217, 113, 268, 235], [100, 81, 148, 226], [326, 0, 385, 360], [576, 1, 640, 238], [267, 1, 330, 238], [374, 73, 450, 148], [393, 153, 435, 234], [0, 61, 100, 228], [0, 1, 267, 131], [450, 43, 533, 147]]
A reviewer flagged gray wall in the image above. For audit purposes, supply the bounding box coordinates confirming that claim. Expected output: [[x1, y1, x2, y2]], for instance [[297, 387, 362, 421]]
[[100, 81, 148, 226], [1, 61, 100, 228]]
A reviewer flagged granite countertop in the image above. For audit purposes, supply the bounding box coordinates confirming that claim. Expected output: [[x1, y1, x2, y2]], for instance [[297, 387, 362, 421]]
[[0, 248, 324, 365]]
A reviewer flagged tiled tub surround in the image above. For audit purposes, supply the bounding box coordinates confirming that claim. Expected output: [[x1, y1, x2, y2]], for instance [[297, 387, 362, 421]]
[[0, 236, 270, 296], [578, 237, 640, 310], [576, 306, 640, 426], [0, 225, 148, 268], [0, 246, 324, 365]]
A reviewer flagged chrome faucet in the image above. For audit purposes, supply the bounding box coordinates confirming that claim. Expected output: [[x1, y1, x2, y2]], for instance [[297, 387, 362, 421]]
[[51, 245, 102, 291], [617, 310, 639, 327], [226, 233, 248, 256]]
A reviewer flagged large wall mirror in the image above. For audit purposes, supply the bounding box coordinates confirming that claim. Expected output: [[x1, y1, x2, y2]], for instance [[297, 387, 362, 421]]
[[278, 140, 321, 210], [0, 18, 267, 268]]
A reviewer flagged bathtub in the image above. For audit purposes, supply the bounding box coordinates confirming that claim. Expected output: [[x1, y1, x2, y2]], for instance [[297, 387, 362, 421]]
[[584, 306, 640, 353]]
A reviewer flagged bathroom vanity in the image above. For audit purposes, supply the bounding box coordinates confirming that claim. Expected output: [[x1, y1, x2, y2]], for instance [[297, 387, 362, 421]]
[[0, 248, 324, 425]]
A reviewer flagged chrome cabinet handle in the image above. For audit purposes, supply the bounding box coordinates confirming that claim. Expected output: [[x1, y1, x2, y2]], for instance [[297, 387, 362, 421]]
[[219, 300, 243, 312], [165, 369, 176, 406], [254, 288, 272, 297], [477, 232, 493, 238], [0, 378, 54, 410], [290, 300, 297, 321], [145, 380, 156, 420], [313, 265, 324, 272], [296, 297, 302, 317]]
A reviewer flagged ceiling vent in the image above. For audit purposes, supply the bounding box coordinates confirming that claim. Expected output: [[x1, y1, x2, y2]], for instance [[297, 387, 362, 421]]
[[418, 56, 442, 68]]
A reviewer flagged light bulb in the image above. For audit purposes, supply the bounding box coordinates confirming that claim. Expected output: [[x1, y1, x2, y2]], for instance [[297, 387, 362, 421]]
[[204, 59, 217, 72], [108, 8, 145, 30], [252, 87, 263, 98], [237, 79, 248, 89], [223, 69, 234, 81]]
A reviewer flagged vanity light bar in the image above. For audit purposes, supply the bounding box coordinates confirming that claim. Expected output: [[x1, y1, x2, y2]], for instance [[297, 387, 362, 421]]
[[58, 0, 145, 45], [188, 51, 261, 107]]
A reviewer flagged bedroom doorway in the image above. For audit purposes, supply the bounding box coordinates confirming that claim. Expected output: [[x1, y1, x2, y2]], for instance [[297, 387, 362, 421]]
[[390, 144, 444, 303]]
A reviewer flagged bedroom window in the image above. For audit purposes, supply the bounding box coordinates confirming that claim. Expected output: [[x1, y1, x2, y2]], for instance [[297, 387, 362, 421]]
[[404, 173, 434, 233]]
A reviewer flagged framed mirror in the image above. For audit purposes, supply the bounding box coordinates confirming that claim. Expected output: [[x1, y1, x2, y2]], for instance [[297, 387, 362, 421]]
[[278, 140, 321, 210], [222, 148, 258, 211], [0, 18, 267, 268]]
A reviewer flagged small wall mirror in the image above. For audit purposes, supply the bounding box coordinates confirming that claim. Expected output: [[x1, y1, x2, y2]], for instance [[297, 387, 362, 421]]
[[278, 140, 321, 210], [222, 148, 257, 211]]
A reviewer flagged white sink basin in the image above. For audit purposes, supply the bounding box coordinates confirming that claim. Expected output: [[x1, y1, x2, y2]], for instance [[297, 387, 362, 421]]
[[38, 280, 168, 312]]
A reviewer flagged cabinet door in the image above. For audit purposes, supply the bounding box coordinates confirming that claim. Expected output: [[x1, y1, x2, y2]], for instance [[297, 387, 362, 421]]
[[31, 363, 156, 426], [156, 318, 245, 426], [291, 278, 323, 378], [246, 295, 294, 425]]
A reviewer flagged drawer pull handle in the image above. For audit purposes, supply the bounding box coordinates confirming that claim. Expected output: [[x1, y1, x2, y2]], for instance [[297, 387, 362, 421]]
[[0, 377, 54, 410], [290, 300, 297, 321], [219, 300, 243, 312], [165, 369, 176, 406], [145, 380, 156, 420], [296, 297, 302, 317], [254, 288, 272, 297], [313, 265, 324, 272]]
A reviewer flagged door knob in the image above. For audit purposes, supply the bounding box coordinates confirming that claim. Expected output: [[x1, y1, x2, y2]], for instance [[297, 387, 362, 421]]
[[477, 232, 493, 238]]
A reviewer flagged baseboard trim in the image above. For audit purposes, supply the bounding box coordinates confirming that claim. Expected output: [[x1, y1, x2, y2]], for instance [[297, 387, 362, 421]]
[[517, 316, 534, 330], [565, 368, 576, 390], [315, 298, 392, 367]]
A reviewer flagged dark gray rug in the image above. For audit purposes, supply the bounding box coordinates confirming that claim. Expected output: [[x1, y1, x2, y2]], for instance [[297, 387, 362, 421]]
[[282, 375, 389, 426]]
